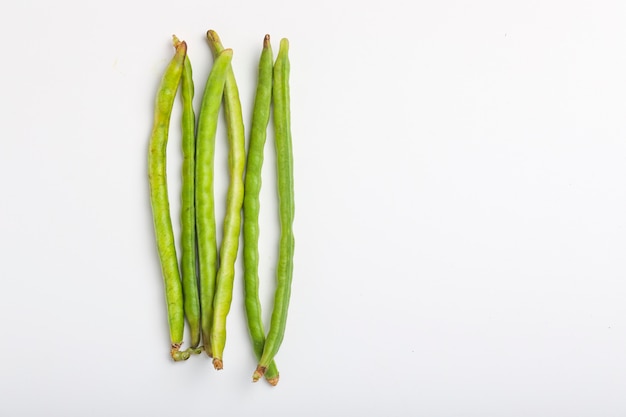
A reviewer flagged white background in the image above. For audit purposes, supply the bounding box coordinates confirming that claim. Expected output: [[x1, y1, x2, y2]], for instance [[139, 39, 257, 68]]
[[1, 0, 626, 415]]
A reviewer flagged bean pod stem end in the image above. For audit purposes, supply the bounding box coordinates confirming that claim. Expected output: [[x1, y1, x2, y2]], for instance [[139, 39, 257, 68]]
[[212, 358, 223, 370], [252, 365, 267, 382], [170, 343, 191, 361], [266, 374, 279, 386]]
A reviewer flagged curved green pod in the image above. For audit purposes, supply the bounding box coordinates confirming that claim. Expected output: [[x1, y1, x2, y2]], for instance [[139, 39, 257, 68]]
[[195, 47, 233, 357], [148, 37, 189, 361], [253, 38, 295, 381], [174, 36, 202, 351], [243, 34, 279, 385], [206, 30, 247, 371]]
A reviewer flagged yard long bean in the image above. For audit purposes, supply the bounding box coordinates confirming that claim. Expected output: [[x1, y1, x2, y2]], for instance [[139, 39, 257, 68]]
[[196, 47, 233, 357], [148, 33, 295, 376], [253, 38, 295, 381], [206, 30, 247, 370], [243, 34, 279, 385], [148, 37, 190, 361], [174, 36, 202, 351]]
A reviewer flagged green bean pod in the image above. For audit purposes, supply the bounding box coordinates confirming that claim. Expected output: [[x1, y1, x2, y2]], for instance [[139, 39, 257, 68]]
[[174, 36, 202, 352], [206, 30, 247, 370], [196, 47, 233, 357], [253, 38, 295, 382], [148, 37, 189, 361], [243, 34, 279, 385]]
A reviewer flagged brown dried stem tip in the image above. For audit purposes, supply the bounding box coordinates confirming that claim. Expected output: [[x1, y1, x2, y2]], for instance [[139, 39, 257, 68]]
[[266, 375, 279, 386], [252, 365, 267, 382]]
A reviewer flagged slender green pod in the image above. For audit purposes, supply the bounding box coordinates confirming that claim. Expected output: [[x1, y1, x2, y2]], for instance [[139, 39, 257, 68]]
[[148, 37, 190, 362], [206, 30, 247, 370], [243, 34, 279, 385], [173, 36, 202, 352], [195, 47, 233, 357], [253, 38, 294, 382]]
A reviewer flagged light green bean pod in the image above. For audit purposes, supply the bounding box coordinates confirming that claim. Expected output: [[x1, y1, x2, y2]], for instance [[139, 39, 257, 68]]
[[206, 30, 247, 370], [174, 36, 202, 352], [196, 47, 233, 357], [253, 38, 294, 382], [243, 34, 279, 385], [148, 37, 189, 361]]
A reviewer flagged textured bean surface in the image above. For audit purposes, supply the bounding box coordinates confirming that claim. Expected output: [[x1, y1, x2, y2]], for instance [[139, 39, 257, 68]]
[[206, 30, 247, 370], [254, 38, 295, 381], [177, 37, 201, 350], [243, 34, 279, 384], [148, 38, 187, 360], [195, 48, 233, 357]]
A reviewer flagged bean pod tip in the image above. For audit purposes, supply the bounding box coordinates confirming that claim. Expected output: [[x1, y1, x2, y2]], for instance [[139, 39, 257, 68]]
[[266, 375, 279, 387], [279, 38, 289, 52], [206, 29, 220, 45], [251, 365, 267, 382], [171, 35, 187, 52]]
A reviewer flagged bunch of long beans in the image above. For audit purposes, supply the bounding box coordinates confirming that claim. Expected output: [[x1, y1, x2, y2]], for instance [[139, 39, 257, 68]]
[[147, 31, 294, 386]]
